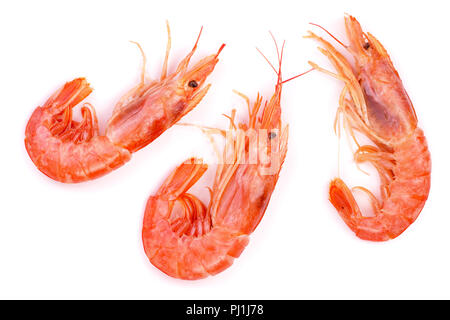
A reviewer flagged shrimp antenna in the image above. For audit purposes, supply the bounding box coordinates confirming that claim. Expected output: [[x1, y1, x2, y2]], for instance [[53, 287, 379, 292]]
[[281, 68, 314, 84], [256, 31, 285, 77], [256, 47, 278, 75], [275, 37, 286, 85], [130, 41, 147, 87], [275, 37, 285, 83], [161, 20, 172, 80], [309, 22, 348, 48], [174, 25, 205, 75], [269, 31, 281, 67], [270, 32, 314, 84], [215, 43, 226, 57], [193, 26, 203, 50]]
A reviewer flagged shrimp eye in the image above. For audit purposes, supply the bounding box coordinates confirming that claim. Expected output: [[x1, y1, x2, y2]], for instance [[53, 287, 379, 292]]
[[188, 80, 198, 88], [268, 132, 277, 139], [363, 42, 370, 50]]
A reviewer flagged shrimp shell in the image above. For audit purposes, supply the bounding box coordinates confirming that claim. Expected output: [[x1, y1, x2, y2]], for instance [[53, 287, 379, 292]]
[[307, 15, 431, 241], [25, 25, 224, 183], [142, 43, 289, 279]]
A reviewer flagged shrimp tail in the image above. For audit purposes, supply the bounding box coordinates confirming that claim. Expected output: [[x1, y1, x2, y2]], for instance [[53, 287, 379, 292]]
[[42, 78, 93, 115], [329, 178, 363, 230], [156, 158, 208, 199], [25, 78, 131, 183], [330, 178, 394, 241]]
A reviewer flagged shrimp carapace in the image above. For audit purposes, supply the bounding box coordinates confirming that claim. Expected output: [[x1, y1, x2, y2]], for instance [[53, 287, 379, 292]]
[[25, 25, 224, 183], [307, 15, 431, 241]]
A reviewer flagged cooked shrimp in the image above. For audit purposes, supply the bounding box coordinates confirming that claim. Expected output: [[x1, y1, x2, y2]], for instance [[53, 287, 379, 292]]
[[25, 24, 224, 183], [306, 15, 431, 241], [142, 40, 292, 279]]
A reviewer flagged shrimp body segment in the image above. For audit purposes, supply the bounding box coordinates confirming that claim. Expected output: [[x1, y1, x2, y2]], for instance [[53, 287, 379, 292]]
[[142, 56, 288, 279], [308, 15, 431, 241], [25, 27, 224, 183]]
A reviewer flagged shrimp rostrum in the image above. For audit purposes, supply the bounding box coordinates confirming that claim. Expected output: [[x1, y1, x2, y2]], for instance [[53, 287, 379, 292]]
[[25, 24, 224, 183], [142, 45, 289, 279], [307, 15, 431, 241]]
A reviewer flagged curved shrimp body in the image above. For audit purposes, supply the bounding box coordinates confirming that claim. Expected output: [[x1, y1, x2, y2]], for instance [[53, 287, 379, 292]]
[[142, 57, 288, 279], [25, 78, 131, 183], [308, 15, 431, 241], [25, 26, 224, 183], [142, 162, 251, 280]]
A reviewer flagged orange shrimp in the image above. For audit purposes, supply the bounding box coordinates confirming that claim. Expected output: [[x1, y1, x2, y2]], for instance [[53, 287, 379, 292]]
[[142, 40, 292, 279], [25, 24, 224, 183], [307, 15, 431, 241]]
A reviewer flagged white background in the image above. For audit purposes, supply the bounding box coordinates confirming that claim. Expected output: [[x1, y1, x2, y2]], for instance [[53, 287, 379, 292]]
[[1, 0, 449, 299]]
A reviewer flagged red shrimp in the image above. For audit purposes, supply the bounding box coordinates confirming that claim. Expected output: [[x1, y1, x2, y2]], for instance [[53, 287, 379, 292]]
[[25, 24, 224, 183], [142, 40, 294, 279], [307, 15, 431, 241]]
